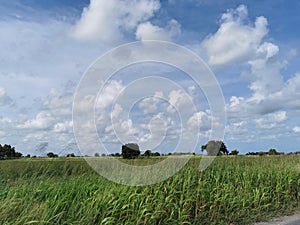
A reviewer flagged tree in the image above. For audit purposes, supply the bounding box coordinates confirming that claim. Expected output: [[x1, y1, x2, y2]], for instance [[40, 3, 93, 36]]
[[268, 149, 278, 155], [201, 140, 228, 156], [0, 144, 22, 159], [144, 150, 151, 158], [67, 153, 75, 157], [151, 152, 160, 157], [230, 149, 239, 155], [94, 153, 100, 157], [47, 152, 58, 158], [121, 143, 140, 159]]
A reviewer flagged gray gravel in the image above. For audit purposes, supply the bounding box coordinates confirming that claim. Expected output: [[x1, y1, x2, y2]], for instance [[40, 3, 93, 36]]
[[253, 212, 300, 225]]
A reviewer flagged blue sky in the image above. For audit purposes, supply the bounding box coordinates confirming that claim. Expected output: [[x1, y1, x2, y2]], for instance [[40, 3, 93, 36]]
[[0, 0, 299, 156]]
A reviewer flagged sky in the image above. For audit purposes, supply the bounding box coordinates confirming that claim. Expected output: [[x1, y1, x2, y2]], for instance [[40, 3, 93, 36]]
[[0, 0, 300, 156]]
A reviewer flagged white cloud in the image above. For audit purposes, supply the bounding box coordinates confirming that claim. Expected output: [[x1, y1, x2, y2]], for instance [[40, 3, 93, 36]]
[[96, 80, 125, 109], [256, 42, 279, 59], [111, 103, 123, 119], [138, 112, 174, 150], [17, 111, 55, 130], [225, 121, 248, 138], [203, 4, 268, 66], [227, 72, 300, 117], [44, 94, 73, 110], [188, 111, 211, 132], [293, 126, 300, 133], [248, 42, 284, 98], [166, 89, 193, 114], [205, 5, 298, 120], [53, 121, 73, 133], [0, 117, 12, 124], [139, 91, 164, 114], [72, 0, 161, 43], [255, 111, 287, 129], [135, 19, 181, 41]]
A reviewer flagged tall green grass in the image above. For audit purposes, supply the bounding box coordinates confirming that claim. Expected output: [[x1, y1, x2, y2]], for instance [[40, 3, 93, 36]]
[[0, 155, 299, 224]]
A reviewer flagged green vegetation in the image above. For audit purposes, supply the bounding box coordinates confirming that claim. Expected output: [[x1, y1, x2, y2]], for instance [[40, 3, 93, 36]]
[[47, 152, 58, 158], [0, 156, 299, 225], [0, 144, 22, 159], [121, 143, 141, 159], [201, 140, 229, 156]]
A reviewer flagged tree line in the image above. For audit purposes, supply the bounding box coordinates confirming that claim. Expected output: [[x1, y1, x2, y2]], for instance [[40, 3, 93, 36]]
[[0, 144, 22, 159], [1, 141, 299, 160]]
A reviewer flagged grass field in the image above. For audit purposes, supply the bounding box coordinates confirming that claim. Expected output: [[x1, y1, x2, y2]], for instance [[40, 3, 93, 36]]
[[0, 155, 299, 225]]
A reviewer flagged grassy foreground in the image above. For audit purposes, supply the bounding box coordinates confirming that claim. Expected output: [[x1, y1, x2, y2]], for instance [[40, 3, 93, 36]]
[[0, 155, 299, 225]]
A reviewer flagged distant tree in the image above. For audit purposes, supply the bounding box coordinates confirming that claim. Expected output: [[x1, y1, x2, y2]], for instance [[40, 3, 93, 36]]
[[94, 153, 100, 157], [101, 153, 106, 157], [258, 151, 266, 156], [26, 154, 31, 158], [246, 152, 258, 156], [151, 152, 160, 157], [268, 149, 278, 155], [121, 143, 140, 159], [201, 140, 228, 156], [167, 152, 172, 156], [230, 149, 239, 155], [67, 153, 75, 157], [114, 153, 121, 157], [144, 150, 151, 158], [47, 152, 58, 158], [0, 144, 22, 159]]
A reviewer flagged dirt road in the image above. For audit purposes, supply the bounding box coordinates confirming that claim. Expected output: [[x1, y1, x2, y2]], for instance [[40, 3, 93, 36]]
[[253, 212, 300, 225]]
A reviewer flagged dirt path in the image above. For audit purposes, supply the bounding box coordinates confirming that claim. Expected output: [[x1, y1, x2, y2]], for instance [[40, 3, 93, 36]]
[[253, 212, 300, 225]]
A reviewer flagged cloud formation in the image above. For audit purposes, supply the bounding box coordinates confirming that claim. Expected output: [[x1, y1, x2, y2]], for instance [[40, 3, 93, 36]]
[[72, 0, 161, 43], [136, 19, 181, 41], [203, 5, 268, 66]]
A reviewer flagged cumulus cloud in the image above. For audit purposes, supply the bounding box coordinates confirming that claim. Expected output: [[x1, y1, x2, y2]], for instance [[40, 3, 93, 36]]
[[227, 71, 300, 117], [138, 112, 171, 149], [53, 121, 73, 133], [293, 126, 300, 133], [17, 111, 55, 130], [255, 111, 287, 129], [203, 4, 268, 66], [72, 0, 161, 43], [205, 5, 299, 120], [166, 89, 193, 114], [248, 42, 283, 98], [139, 91, 164, 114], [96, 80, 125, 109], [135, 19, 181, 41], [111, 103, 123, 119], [188, 111, 211, 132]]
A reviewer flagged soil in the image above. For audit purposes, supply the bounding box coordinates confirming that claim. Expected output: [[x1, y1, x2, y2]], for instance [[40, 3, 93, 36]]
[[253, 212, 300, 225]]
